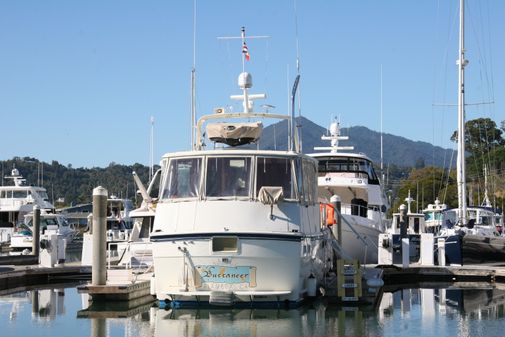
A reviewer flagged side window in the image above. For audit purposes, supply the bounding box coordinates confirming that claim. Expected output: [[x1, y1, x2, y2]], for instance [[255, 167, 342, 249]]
[[161, 158, 202, 199], [302, 159, 317, 205], [256, 157, 293, 199]]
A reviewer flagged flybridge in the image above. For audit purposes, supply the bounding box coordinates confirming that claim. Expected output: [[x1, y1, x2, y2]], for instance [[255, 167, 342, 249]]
[[195, 27, 300, 152]]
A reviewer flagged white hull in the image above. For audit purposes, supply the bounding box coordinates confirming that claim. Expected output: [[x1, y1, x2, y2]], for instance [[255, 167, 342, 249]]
[[338, 216, 381, 264], [10, 230, 75, 250], [152, 232, 329, 305]]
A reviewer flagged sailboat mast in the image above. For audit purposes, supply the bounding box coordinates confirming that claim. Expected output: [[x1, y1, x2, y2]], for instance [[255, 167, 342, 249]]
[[457, 0, 468, 225]]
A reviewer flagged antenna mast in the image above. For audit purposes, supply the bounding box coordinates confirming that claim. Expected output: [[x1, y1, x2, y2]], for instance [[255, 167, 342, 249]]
[[191, 0, 197, 150], [380, 64, 384, 183], [149, 116, 154, 181], [293, 0, 303, 152]]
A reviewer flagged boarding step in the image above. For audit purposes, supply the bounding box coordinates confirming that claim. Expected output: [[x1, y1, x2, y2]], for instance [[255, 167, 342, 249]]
[[337, 259, 362, 302], [342, 283, 358, 289]]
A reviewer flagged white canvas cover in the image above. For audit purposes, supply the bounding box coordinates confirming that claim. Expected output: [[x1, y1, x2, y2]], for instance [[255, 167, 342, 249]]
[[207, 122, 263, 146], [258, 186, 284, 205]]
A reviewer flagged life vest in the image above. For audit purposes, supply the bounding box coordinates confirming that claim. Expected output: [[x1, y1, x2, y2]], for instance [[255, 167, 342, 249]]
[[320, 203, 336, 226]]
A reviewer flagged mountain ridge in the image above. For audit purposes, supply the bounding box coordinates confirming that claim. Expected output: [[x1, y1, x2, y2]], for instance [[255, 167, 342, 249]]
[[257, 117, 454, 168]]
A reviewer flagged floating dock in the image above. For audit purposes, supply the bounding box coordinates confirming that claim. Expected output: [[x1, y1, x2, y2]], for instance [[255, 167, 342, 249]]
[[380, 264, 505, 284], [0, 262, 90, 292]]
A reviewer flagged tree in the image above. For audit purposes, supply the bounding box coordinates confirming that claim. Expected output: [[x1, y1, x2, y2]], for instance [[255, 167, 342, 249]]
[[450, 117, 505, 208], [392, 166, 458, 214], [415, 157, 425, 169], [451, 118, 504, 156]]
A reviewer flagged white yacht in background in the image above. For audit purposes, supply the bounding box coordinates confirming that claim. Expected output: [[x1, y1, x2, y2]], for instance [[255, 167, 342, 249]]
[[0, 168, 55, 244], [310, 120, 389, 264], [150, 28, 332, 307]]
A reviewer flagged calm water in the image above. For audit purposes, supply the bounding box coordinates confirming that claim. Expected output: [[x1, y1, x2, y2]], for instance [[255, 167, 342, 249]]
[[1, 283, 505, 337]]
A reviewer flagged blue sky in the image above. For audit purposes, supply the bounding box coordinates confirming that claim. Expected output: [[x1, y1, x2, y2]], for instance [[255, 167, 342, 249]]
[[0, 0, 503, 168]]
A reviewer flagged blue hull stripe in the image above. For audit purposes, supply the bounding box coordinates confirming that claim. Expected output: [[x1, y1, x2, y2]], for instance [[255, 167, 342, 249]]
[[150, 232, 305, 242]]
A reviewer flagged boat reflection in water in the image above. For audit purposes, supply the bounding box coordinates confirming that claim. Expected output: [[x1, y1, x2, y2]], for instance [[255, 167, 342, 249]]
[[2, 285, 505, 336], [0, 286, 67, 322]]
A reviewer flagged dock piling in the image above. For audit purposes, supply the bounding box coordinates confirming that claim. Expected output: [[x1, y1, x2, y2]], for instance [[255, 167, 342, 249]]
[[92, 186, 108, 286], [32, 206, 40, 259]]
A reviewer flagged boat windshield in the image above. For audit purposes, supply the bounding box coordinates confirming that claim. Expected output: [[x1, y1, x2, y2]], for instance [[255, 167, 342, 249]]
[[160, 155, 307, 201], [317, 156, 379, 185], [256, 157, 294, 199], [161, 157, 202, 199], [206, 157, 251, 197], [425, 211, 443, 221], [37, 191, 49, 200], [25, 217, 59, 229]]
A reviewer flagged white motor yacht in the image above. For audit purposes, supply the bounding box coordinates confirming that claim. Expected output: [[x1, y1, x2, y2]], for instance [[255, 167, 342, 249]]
[[150, 28, 332, 307], [310, 120, 389, 264], [0, 168, 55, 244]]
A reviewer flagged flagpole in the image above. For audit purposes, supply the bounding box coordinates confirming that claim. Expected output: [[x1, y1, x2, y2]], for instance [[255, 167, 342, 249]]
[[241, 27, 245, 73]]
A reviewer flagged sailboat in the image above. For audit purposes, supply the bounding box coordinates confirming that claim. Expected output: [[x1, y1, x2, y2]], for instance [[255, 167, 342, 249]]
[[150, 27, 332, 307], [437, 0, 505, 265]]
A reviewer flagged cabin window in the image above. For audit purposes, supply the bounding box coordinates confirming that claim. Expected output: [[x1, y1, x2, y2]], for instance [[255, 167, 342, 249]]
[[13, 191, 27, 198], [256, 157, 294, 199], [161, 157, 202, 199], [212, 236, 238, 252], [206, 157, 251, 197]]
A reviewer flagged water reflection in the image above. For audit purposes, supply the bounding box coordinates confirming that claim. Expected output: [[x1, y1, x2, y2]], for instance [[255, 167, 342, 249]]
[[0, 286, 67, 322], [2, 285, 505, 337]]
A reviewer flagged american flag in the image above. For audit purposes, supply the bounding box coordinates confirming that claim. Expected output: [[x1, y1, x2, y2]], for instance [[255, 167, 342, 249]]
[[242, 42, 250, 61]]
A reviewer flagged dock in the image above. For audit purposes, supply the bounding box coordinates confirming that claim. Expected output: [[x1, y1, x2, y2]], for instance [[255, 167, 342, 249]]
[[380, 264, 505, 284], [0, 262, 90, 292]]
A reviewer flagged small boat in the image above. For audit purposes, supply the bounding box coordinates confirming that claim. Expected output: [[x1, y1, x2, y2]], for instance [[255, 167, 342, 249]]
[[115, 170, 160, 268], [105, 195, 134, 242], [390, 191, 427, 235], [422, 198, 447, 233], [10, 211, 76, 252]]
